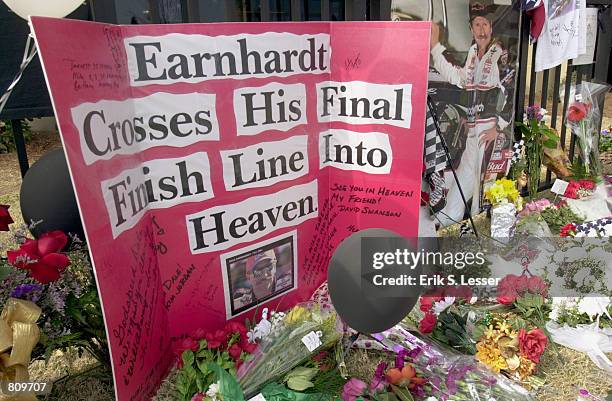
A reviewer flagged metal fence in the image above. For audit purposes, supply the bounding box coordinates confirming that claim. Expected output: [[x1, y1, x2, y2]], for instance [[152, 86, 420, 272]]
[[514, 0, 612, 190], [6, 0, 612, 184]]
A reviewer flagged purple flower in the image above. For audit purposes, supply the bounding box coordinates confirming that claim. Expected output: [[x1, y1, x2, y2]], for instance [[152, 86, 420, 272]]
[[374, 361, 387, 380], [407, 347, 423, 359], [10, 284, 43, 302], [395, 348, 409, 369], [370, 362, 389, 394], [525, 105, 543, 121]]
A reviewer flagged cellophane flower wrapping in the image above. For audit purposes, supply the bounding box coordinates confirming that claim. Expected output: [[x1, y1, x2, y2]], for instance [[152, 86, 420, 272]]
[[237, 302, 341, 397], [369, 324, 535, 401], [491, 203, 517, 241], [565, 82, 611, 177]]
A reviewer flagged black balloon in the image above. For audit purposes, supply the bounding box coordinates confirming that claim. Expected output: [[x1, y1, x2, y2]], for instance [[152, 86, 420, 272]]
[[327, 228, 422, 334], [20, 148, 84, 240]]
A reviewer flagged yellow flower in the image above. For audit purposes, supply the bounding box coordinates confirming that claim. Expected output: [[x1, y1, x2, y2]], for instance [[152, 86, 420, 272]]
[[496, 321, 511, 335], [483, 325, 498, 341], [284, 306, 311, 325], [517, 355, 536, 379], [484, 178, 522, 207], [476, 342, 508, 373]]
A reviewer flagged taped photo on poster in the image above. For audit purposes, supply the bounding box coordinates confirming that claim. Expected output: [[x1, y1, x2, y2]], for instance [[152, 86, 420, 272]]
[[392, 0, 520, 226], [221, 231, 298, 318]]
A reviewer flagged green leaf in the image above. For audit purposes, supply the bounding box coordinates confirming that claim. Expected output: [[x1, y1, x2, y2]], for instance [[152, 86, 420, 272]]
[[207, 363, 245, 401], [390, 385, 414, 401], [286, 366, 318, 382], [197, 359, 211, 375], [543, 139, 557, 148], [0, 263, 13, 281], [182, 350, 195, 368], [287, 376, 315, 391]]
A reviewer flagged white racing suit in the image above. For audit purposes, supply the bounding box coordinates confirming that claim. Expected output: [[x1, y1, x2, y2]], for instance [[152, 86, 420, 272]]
[[430, 40, 514, 226]]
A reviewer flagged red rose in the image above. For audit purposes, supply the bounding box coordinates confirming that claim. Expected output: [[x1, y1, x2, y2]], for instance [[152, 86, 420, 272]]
[[567, 102, 588, 122], [190, 393, 205, 401], [37, 230, 68, 255], [419, 297, 435, 312], [7, 231, 70, 284], [564, 186, 578, 199], [419, 312, 437, 334], [312, 351, 328, 362], [0, 205, 14, 231], [497, 275, 519, 304], [578, 179, 595, 190], [225, 321, 247, 337], [560, 223, 577, 238], [420, 191, 430, 206], [235, 359, 244, 370], [192, 328, 206, 341], [7, 239, 39, 269], [240, 338, 258, 354], [228, 343, 242, 360], [205, 332, 222, 349], [519, 328, 548, 363], [181, 337, 199, 352]]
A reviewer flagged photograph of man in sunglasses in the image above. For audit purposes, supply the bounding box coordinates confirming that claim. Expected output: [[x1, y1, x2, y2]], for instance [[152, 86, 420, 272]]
[[227, 238, 295, 316]]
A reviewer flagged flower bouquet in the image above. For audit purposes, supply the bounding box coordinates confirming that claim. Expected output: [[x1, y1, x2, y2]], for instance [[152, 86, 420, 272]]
[[368, 324, 535, 401], [174, 321, 257, 401], [237, 303, 342, 398], [472, 312, 547, 388], [1, 220, 109, 366], [565, 82, 611, 178], [545, 297, 612, 372], [563, 179, 596, 199], [484, 178, 523, 239]]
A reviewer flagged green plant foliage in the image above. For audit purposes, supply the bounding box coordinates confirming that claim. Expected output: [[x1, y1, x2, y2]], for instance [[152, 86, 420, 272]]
[[0, 120, 32, 153], [431, 310, 476, 355], [540, 205, 585, 234]]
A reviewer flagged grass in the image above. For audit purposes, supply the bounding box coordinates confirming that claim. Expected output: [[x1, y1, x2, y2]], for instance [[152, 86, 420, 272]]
[[3, 126, 612, 400]]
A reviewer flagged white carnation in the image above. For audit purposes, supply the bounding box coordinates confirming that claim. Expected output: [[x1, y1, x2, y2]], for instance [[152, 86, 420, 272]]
[[433, 297, 455, 315], [205, 382, 220, 400], [577, 297, 611, 320]]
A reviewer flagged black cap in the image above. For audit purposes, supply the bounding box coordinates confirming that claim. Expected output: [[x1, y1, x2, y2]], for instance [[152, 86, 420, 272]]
[[469, 1, 496, 22]]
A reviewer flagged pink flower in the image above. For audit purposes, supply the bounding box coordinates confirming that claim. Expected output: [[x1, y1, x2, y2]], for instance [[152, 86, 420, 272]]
[[526, 276, 548, 297], [342, 378, 367, 401]]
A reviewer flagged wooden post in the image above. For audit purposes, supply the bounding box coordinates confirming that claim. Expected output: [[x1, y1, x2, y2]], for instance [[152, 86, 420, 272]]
[[11, 119, 29, 177]]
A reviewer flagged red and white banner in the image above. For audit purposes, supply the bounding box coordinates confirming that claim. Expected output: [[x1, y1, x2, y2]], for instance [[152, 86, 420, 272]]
[[31, 18, 430, 401]]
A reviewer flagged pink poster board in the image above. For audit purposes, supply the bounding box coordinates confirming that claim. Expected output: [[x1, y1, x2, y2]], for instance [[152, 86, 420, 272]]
[[30, 18, 430, 401]]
